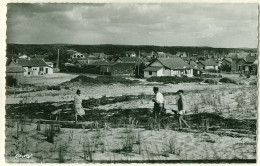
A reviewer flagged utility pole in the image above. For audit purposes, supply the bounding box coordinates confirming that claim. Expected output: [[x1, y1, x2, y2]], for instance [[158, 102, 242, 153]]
[[56, 49, 60, 71], [138, 50, 140, 77]]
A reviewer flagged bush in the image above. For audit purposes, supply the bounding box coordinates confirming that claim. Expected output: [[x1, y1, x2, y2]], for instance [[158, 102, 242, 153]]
[[250, 81, 257, 85], [47, 85, 61, 90], [146, 76, 203, 84], [204, 79, 217, 84], [67, 75, 137, 85], [219, 77, 236, 84]]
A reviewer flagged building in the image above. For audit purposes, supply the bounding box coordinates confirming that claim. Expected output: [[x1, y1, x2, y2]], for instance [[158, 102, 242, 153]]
[[17, 58, 53, 76], [115, 57, 144, 65], [197, 60, 219, 71], [125, 51, 136, 57], [143, 57, 193, 78], [6, 61, 25, 85], [231, 53, 257, 74], [100, 62, 136, 76]]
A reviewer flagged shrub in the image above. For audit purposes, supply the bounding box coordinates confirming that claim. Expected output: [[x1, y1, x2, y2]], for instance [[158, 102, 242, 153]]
[[204, 79, 216, 84], [146, 76, 203, 84], [250, 81, 257, 85], [219, 77, 237, 84], [66, 75, 137, 85], [47, 85, 61, 90]]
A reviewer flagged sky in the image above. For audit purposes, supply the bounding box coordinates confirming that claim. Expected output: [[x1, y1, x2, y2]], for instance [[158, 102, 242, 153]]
[[6, 3, 258, 48]]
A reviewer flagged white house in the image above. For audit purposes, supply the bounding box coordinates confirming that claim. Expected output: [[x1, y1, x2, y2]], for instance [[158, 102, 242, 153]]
[[17, 58, 53, 76], [125, 51, 136, 57], [143, 58, 193, 78]]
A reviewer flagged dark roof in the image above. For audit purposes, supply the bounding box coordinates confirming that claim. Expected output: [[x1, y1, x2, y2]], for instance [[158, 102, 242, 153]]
[[99, 62, 118, 66], [88, 60, 107, 66], [223, 58, 232, 63], [143, 66, 163, 72], [156, 58, 192, 69], [17, 58, 48, 67], [198, 60, 218, 66], [117, 57, 144, 63], [6, 62, 25, 73], [189, 61, 198, 67]]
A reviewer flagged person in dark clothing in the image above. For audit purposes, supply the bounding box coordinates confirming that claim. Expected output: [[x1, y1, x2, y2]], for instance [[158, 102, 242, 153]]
[[175, 90, 190, 130]]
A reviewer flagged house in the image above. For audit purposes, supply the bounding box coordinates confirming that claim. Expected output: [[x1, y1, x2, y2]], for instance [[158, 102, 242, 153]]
[[125, 51, 136, 57], [18, 54, 28, 59], [6, 61, 25, 86], [100, 62, 136, 76], [197, 60, 219, 71], [16, 58, 53, 76], [187, 61, 204, 77], [231, 53, 257, 74], [143, 57, 193, 78], [222, 58, 232, 66]]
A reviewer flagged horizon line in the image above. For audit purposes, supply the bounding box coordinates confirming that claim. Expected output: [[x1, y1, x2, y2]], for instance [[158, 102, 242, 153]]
[[6, 43, 257, 50]]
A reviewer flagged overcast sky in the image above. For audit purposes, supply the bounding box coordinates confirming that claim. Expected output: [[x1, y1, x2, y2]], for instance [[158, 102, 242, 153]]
[[6, 3, 258, 48]]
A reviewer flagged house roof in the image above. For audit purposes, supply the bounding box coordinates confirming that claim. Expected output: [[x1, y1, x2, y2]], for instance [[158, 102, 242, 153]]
[[99, 62, 118, 66], [223, 58, 232, 63], [117, 57, 144, 63], [17, 58, 48, 67], [189, 61, 198, 67], [156, 58, 192, 69], [88, 60, 107, 66], [6, 62, 25, 73], [143, 66, 162, 72], [198, 60, 218, 66]]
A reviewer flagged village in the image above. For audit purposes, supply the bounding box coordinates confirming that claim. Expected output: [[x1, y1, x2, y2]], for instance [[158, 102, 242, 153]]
[[4, 3, 258, 164], [6, 48, 258, 85], [5, 46, 258, 163]]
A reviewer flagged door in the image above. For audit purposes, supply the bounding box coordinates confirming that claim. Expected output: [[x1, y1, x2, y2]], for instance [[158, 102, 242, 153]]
[[45, 68, 48, 74]]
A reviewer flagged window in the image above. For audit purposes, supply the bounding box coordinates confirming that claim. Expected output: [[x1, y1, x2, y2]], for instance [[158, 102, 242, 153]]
[[40, 67, 43, 71], [149, 71, 152, 75]]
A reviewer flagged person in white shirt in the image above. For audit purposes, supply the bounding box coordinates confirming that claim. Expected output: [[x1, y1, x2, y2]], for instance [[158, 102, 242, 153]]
[[152, 87, 164, 130]]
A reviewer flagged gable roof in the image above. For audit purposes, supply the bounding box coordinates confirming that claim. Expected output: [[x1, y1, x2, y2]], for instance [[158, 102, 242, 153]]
[[117, 57, 144, 63], [143, 66, 162, 72], [198, 60, 218, 66], [155, 58, 192, 69], [223, 58, 232, 63], [6, 61, 25, 73], [189, 61, 198, 67], [17, 58, 48, 67]]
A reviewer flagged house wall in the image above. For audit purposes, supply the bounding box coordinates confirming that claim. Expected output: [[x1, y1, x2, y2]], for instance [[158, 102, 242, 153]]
[[231, 59, 237, 71], [237, 59, 246, 71], [44, 66, 53, 74], [205, 66, 218, 70], [144, 68, 163, 78]]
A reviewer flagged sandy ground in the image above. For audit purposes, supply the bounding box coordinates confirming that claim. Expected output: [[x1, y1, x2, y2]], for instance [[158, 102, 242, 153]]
[[5, 73, 257, 163], [5, 123, 256, 163]]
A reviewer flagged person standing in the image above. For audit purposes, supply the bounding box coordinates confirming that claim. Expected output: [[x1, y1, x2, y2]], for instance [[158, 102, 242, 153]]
[[176, 90, 190, 130], [74, 89, 85, 123], [152, 87, 164, 130]]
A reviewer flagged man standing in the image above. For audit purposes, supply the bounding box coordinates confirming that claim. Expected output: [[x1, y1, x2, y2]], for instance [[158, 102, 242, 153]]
[[152, 87, 164, 130], [176, 90, 190, 130]]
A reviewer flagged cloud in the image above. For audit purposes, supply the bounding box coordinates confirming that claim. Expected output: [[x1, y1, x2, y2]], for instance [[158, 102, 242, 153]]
[[6, 3, 258, 48]]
